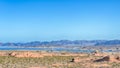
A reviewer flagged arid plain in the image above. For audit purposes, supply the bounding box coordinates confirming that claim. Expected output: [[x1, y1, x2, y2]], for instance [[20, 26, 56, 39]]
[[0, 50, 119, 68]]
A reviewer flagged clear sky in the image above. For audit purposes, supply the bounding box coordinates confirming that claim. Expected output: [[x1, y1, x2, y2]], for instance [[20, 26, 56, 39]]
[[0, 0, 120, 42]]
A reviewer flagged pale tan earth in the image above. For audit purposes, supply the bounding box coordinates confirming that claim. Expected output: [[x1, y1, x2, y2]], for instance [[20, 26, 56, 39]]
[[0, 51, 89, 57], [0, 51, 119, 68]]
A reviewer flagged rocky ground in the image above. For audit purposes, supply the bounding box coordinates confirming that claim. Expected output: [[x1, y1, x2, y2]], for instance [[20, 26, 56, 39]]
[[0, 51, 119, 68]]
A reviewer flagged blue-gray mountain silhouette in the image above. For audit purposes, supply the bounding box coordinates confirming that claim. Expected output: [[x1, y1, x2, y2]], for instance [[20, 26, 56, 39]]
[[0, 40, 120, 47]]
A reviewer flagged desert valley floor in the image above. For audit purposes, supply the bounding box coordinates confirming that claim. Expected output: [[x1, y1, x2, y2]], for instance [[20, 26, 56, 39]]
[[0, 51, 119, 68]]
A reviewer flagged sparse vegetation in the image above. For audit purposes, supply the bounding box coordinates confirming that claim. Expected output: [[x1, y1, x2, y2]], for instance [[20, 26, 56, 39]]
[[0, 51, 119, 68]]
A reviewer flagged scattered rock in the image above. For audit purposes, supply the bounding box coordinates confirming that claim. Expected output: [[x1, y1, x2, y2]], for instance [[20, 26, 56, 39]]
[[70, 57, 81, 63], [70, 58, 74, 62], [94, 55, 120, 62], [74, 57, 81, 62], [10, 52, 44, 58]]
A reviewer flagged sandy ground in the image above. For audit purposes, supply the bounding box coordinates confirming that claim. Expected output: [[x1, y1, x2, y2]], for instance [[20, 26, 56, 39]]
[[0, 51, 119, 68]]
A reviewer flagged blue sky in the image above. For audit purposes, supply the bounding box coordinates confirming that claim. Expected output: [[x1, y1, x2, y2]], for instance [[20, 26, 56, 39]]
[[0, 0, 120, 42]]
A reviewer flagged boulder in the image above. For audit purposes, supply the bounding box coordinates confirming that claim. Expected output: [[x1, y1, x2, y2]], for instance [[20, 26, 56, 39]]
[[94, 55, 120, 62]]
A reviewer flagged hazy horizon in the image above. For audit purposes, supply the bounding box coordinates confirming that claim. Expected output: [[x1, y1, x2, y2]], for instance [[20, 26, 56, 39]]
[[0, 0, 120, 42]]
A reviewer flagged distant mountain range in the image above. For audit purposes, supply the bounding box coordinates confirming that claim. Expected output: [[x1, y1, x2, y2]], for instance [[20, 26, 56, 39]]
[[0, 40, 120, 47]]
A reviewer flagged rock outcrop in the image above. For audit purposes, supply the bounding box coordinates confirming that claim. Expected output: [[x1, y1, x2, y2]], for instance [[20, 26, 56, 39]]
[[94, 55, 120, 62], [9, 52, 44, 58]]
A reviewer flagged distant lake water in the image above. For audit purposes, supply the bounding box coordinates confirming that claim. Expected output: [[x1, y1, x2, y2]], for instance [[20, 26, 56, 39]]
[[0, 46, 118, 53], [0, 46, 94, 53]]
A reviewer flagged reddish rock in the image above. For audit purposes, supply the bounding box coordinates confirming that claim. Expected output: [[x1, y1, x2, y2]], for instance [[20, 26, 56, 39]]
[[94, 56, 120, 62], [10, 52, 44, 58]]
